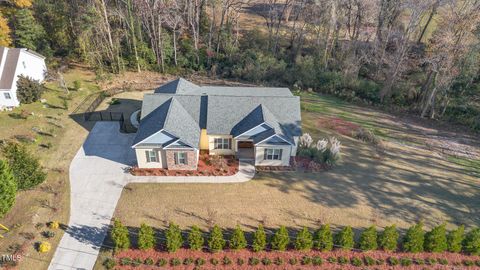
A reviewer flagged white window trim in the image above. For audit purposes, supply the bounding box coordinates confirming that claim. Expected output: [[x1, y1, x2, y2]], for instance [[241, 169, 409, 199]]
[[174, 152, 187, 165], [145, 150, 158, 163], [4, 92, 11, 99], [264, 148, 282, 160], [214, 138, 231, 150]]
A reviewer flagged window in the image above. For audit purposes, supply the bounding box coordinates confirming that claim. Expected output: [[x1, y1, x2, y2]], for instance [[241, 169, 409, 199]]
[[4, 93, 11, 99], [174, 152, 187, 165], [22, 61, 26, 69], [264, 149, 282, 160], [214, 138, 231, 149], [145, 150, 158, 163]]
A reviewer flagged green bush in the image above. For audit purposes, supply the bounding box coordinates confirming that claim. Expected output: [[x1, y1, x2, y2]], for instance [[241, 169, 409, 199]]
[[188, 225, 204, 251], [0, 160, 17, 218], [271, 226, 290, 251], [73, 80, 81, 90], [222, 256, 232, 265], [312, 256, 322, 266], [376, 258, 385, 265], [208, 225, 225, 252], [229, 225, 247, 250], [351, 257, 362, 266], [301, 256, 311, 265], [274, 257, 283, 265], [252, 224, 267, 252], [248, 257, 260, 265], [102, 258, 116, 269], [165, 222, 183, 252], [170, 258, 181, 266], [210, 258, 219, 265], [195, 258, 205, 266], [110, 219, 130, 251], [463, 259, 474, 266], [438, 258, 448, 265], [144, 257, 154, 265], [119, 257, 132, 266], [337, 256, 348, 265], [183, 257, 193, 265], [388, 257, 399, 266], [476, 260, 480, 266], [378, 224, 398, 251], [403, 222, 424, 253], [358, 225, 377, 251], [364, 256, 375, 266], [414, 258, 425, 265], [400, 257, 412, 266], [447, 225, 464, 252], [157, 258, 167, 266], [424, 224, 447, 252], [294, 227, 313, 251], [334, 226, 354, 250], [327, 256, 336, 263], [426, 258, 437, 265], [132, 258, 142, 266], [288, 257, 297, 265], [314, 224, 333, 251], [138, 223, 155, 250], [463, 228, 480, 255], [2, 142, 46, 190], [261, 257, 272, 265], [16, 75, 44, 104], [236, 258, 244, 265]]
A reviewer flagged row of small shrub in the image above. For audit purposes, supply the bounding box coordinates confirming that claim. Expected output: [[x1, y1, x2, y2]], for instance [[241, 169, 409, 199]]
[[104, 255, 480, 269], [110, 220, 480, 255]]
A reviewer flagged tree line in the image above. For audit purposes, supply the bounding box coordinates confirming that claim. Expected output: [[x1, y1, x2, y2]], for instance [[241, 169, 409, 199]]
[[0, 0, 479, 130]]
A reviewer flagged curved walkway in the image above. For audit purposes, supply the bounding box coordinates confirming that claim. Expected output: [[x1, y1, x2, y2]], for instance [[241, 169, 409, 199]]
[[48, 122, 254, 270]]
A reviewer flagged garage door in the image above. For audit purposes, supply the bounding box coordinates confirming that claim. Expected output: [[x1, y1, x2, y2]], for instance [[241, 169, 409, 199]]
[[238, 141, 254, 148]]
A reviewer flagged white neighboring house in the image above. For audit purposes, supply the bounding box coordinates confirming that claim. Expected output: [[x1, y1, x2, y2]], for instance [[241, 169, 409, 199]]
[[0, 46, 47, 109]]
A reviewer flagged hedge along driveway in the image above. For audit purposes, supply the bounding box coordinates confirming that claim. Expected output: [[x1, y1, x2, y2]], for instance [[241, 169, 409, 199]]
[[48, 122, 255, 270]]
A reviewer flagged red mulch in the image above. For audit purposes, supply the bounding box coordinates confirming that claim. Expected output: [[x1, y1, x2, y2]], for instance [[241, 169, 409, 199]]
[[130, 155, 239, 176], [113, 248, 480, 270], [293, 156, 329, 172], [318, 117, 360, 136]]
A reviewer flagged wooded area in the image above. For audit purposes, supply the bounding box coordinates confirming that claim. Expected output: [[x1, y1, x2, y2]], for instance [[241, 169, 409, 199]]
[[0, 0, 479, 131]]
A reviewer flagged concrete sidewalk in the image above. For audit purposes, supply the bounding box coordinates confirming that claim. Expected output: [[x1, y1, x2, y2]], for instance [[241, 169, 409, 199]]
[[48, 122, 255, 270]]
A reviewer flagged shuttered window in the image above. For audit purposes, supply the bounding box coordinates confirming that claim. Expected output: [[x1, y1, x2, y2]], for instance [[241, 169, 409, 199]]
[[174, 152, 187, 165], [264, 149, 282, 160], [145, 150, 158, 162]]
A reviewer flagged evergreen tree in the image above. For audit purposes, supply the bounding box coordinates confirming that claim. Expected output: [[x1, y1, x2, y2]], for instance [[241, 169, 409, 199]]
[[165, 222, 183, 252], [463, 228, 480, 255], [208, 225, 225, 252], [334, 226, 354, 250], [252, 224, 267, 252], [110, 219, 130, 251], [358, 226, 378, 251], [447, 225, 464, 253], [403, 222, 425, 253], [188, 226, 204, 251], [294, 226, 313, 251], [378, 225, 399, 251], [313, 224, 333, 251], [271, 226, 290, 251], [16, 75, 44, 104], [229, 225, 247, 250], [2, 142, 46, 190], [14, 9, 46, 51], [424, 224, 448, 252], [0, 160, 17, 218], [138, 223, 155, 250]]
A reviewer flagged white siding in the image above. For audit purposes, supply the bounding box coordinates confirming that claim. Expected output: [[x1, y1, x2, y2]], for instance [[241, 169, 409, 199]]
[[208, 134, 236, 155], [255, 145, 292, 166], [135, 148, 167, 168]]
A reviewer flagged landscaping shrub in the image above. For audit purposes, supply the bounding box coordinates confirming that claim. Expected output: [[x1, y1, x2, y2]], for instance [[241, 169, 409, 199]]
[[236, 258, 244, 265], [358, 225, 377, 251], [138, 223, 155, 250], [132, 258, 142, 267], [301, 256, 312, 265], [288, 257, 298, 265], [354, 127, 380, 145], [463, 227, 480, 255], [170, 258, 181, 266], [188, 225, 204, 251], [378, 224, 399, 251], [476, 260, 480, 266], [73, 80, 81, 90], [351, 257, 363, 266], [314, 224, 333, 251], [388, 257, 399, 266], [0, 160, 17, 218], [364, 256, 375, 266], [208, 225, 225, 252], [195, 258, 205, 266], [229, 225, 247, 250], [403, 222, 424, 253], [249, 257, 260, 266], [144, 257, 154, 265], [376, 258, 385, 265], [261, 257, 272, 265], [252, 224, 267, 252], [183, 257, 193, 265], [400, 257, 412, 266], [2, 142, 46, 190], [110, 219, 130, 251], [438, 258, 448, 265], [157, 258, 167, 266], [334, 226, 354, 250], [274, 257, 283, 265], [312, 256, 322, 266], [426, 258, 437, 265], [102, 258, 116, 269], [222, 256, 232, 265], [463, 259, 474, 266], [16, 75, 44, 104], [271, 225, 290, 251], [337, 256, 348, 265], [414, 258, 425, 265], [447, 225, 464, 252], [295, 226, 313, 250], [120, 257, 132, 266], [165, 222, 183, 252], [424, 223, 447, 252], [42, 230, 55, 238], [327, 256, 336, 263]]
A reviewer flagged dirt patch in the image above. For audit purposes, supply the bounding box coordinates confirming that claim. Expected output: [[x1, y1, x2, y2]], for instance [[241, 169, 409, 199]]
[[317, 117, 360, 136]]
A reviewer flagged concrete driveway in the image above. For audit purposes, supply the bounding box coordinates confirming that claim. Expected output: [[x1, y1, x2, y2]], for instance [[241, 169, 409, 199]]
[[48, 122, 254, 270]]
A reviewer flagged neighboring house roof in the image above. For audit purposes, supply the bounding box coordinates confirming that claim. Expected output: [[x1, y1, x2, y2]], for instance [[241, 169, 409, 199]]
[[133, 78, 302, 149], [0, 46, 46, 90]]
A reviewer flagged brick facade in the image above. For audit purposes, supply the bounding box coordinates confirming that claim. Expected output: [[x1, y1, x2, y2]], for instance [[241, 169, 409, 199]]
[[165, 150, 197, 170]]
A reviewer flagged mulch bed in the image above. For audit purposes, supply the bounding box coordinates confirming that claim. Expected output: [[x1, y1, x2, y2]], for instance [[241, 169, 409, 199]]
[[317, 116, 360, 136], [113, 248, 480, 269], [130, 155, 239, 176]]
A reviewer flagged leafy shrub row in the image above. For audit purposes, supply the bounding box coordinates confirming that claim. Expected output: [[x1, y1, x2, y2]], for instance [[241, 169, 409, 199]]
[[110, 220, 480, 255]]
